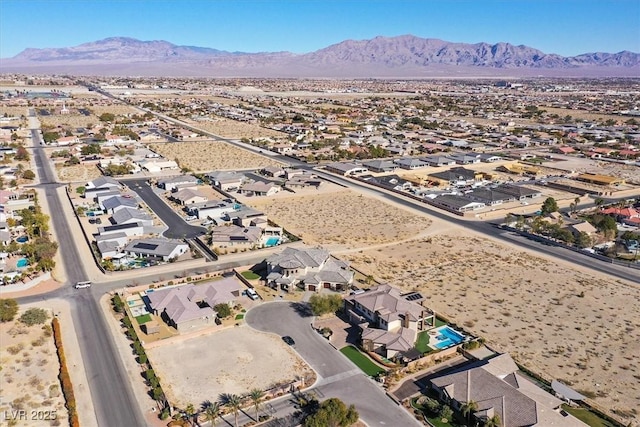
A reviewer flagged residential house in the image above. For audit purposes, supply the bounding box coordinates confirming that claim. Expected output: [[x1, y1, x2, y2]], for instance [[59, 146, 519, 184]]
[[207, 171, 246, 191], [224, 205, 267, 227], [447, 153, 481, 165], [468, 189, 516, 206], [261, 166, 286, 178], [209, 225, 262, 249], [111, 207, 153, 227], [239, 181, 281, 197], [361, 160, 398, 173], [146, 277, 243, 331], [101, 195, 138, 214], [189, 199, 237, 220], [494, 184, 542, 201], [345, 284, 436, 359], [478, 154, 502, 163], [124, 238, 188, 262], [97, 222, 144, 237], [138, 159, 179, 173], [86, 176, 120, 191], [393, 158, 428, 170], [421, 156, 456, 167], [365, 175, 413, 192], [434, 195, 486, 212], [158, 175, 199, 192], [265, 247, 353, 292], [171, 188, 208, 205], [430, 353, 587, 427], [566, 221, 597, 238], [575, 173, 624, 186], [95, 232, 128, 260], [429, 167, 487, 187], [325, 162, 369, 176]]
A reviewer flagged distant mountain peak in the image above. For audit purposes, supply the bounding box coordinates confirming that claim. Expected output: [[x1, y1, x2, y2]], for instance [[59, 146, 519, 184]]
[[2, 35, 638, 78]]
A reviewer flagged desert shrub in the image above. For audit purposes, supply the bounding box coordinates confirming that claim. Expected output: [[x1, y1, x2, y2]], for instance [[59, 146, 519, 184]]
[[0, 298, 19, 322], [19, 308, 49, 326]]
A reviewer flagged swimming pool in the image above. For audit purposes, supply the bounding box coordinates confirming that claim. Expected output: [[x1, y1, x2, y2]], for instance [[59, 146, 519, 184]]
[[16, 258, 29, 268], [264, 237, 280, 247], [16, 236, 28, 243], [431, 326, 465, 350]]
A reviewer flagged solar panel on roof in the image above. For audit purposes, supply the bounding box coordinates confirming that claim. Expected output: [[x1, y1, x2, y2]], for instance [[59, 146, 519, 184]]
[[134, 243, 159, 251], [404, 292, 423, 301]]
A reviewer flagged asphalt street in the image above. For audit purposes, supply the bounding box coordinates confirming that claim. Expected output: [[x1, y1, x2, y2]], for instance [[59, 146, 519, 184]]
[[246, 302, 421, 426], [122, 178, 205, 239], [28, 112, 146, 427]]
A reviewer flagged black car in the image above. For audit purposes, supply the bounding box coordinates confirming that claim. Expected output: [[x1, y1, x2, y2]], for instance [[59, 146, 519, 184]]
[[282, 336, 295, 346]]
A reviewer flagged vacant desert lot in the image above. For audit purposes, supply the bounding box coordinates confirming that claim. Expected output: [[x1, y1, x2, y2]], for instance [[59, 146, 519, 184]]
[[150, 141, 284, 172], [55, 163, 102, 183], [146, 326, 309, 407], [250, 189, 433, 247], [184, 116, 287, 140], [0, 312, 67, 427], [343, 230, 640, 419]]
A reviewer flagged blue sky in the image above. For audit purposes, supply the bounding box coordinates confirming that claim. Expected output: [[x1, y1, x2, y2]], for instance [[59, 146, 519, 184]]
[[1, 0, 638, 58]]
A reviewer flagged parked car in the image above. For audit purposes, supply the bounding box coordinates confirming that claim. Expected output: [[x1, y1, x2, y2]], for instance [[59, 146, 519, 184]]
[[247, 288, 260, 300], [282, 336, 295, 346]]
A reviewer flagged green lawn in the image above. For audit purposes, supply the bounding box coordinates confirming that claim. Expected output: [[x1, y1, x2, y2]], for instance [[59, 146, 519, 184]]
[[561, 405, 617, 427], [241, 271, 261, 280], [135, 314, 151, 324], [340, 346, 385, 377], [235, 313, 245, 320], [415, 331, 433, 354]]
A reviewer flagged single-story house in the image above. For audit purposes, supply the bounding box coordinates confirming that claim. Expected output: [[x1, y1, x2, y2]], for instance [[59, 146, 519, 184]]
[[447, 154, 481, 165], [421, 156, 457, 167], [171, 188, 208, 205], [207, 171, 246, 191], [434, 195, 486, 212], [111, 207, 154, 227], [138, 159, 179, 173], [86, 176, 120, 190], [97, 222, 144, 237], [101, 195, 138, 214], [393, 158, 428, 170], [158, 175, 200, 192], [146, 278, 243, 331], [361, 160, 398, 173], [124, 238, 188, 262], [325, 162, 369, 176], [209, 225, 262, 248], [238, 181, 281, 197]]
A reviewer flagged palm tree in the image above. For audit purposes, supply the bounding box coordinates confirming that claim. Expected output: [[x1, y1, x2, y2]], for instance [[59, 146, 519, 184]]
[[248, 388, 265, 421], [461, 400, 478, 426], [484, 414, 501, 427], [201, 401, 220, 426], [220, 393, 242, 427], [184, 403, 196, 426]]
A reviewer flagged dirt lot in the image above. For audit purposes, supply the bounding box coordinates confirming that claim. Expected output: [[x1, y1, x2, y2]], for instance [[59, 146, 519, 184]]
[[248, 189, 433, 247], [183, 117, 286, 140], [54, 163, 102, 183], [146, 326, 311, 407], [342, 229, 640, 419], [149, 141, 284, 172], [0, 309, 68, 427]]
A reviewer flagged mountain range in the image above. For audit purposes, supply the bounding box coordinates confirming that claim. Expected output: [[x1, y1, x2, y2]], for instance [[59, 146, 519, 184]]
[[1, 35, 638, 78]]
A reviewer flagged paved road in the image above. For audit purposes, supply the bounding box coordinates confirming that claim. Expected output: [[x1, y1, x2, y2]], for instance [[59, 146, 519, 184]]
[[122, 178, 205, 239], [28, 111, 147, 427], [246, 302, 421, 426]]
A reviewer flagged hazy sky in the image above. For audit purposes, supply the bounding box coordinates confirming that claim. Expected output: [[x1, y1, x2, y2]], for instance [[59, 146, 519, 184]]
[[1, 0, 638, 58]]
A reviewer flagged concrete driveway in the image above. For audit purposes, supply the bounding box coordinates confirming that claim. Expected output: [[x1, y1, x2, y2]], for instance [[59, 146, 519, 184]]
[[246, 302, 421, 426]]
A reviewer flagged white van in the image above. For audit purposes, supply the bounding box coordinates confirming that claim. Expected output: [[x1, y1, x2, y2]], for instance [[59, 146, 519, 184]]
[[75, 281, 92, 289]]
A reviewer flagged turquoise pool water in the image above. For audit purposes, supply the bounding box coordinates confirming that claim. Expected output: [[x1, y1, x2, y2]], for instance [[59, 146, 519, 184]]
[[17, 258, 29, 268], [265, 237, 280, 247], [433, 326, 465, 349], [16, 236, 28, 243]]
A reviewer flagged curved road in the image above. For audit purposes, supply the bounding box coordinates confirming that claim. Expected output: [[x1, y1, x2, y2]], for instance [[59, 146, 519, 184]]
[[246, 302, 421, 426]]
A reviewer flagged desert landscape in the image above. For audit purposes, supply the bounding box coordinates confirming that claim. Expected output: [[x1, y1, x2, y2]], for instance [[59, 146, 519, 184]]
[[249, 188, 434, 247], [54, 163, 102, 183], [149, 141, 284, 172], [146, 326, 311, 408], [183, 116, 286, 140], [0, 308, 67, 427]]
